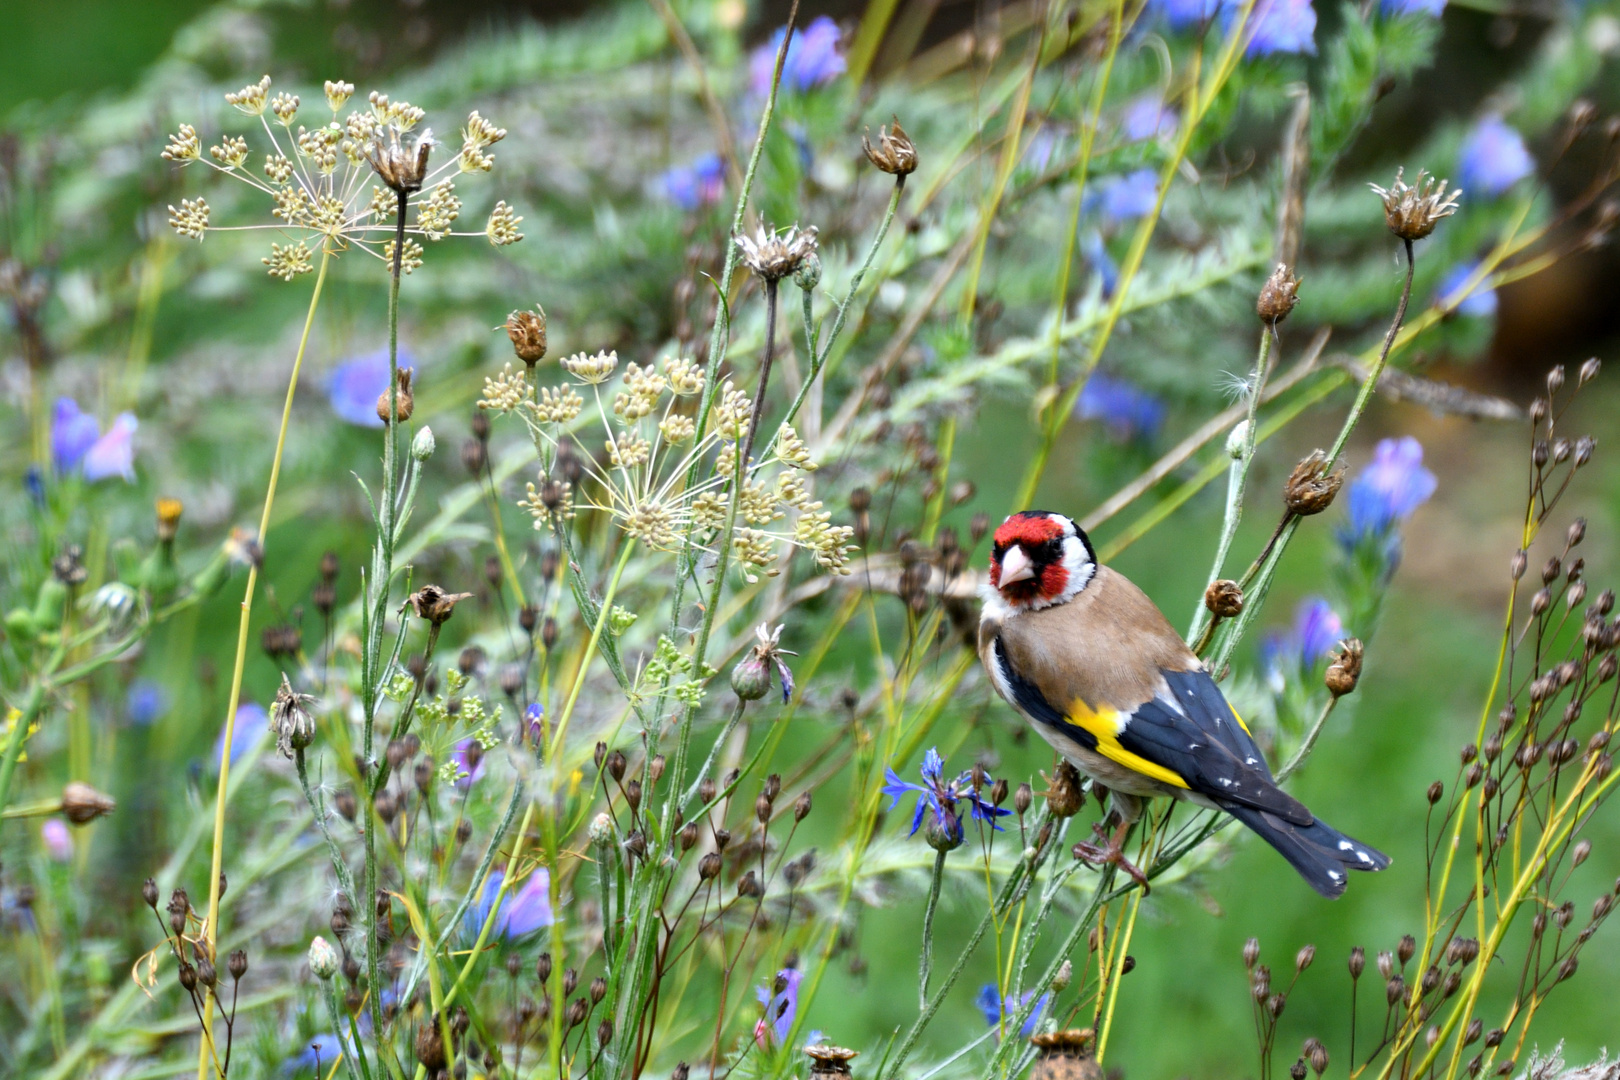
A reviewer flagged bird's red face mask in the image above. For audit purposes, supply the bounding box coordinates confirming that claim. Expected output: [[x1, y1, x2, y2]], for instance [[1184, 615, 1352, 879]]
[[989, 511, 1095, 611]]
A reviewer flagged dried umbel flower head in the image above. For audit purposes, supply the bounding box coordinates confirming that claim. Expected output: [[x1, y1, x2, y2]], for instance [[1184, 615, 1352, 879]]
[[1028, 1029, 1102, 1080], [1257, 264, 1301, 324], [1325, 639, 1364, 697], [408, 585, 474, 625], [735, 223, 819, 283], [270, 672, 317, 758], [368, 123, 435, 194], [504, 306, 548, 366], [1205, 579, 1244, 618], [1369, 167, 1462, 242], [805, 1044, 860, 1078], [61, 782, 116, 824], [862, 118, 918, 177], [1284, 450, 1344, 516]]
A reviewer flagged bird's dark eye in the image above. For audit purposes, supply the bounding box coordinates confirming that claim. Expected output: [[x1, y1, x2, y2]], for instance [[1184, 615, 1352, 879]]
[[1040, 538, 1063, 561], [992, 542, 1007, 560]]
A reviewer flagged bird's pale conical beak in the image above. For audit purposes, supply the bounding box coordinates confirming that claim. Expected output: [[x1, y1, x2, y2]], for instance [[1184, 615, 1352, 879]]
[[999, 545, 1035, 585]]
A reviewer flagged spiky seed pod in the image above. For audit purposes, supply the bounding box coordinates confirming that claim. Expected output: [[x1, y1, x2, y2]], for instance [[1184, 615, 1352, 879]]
[[1368, 167, 1462, 241], [1284, 450, 1345, 516], [1028, 1029, 1102, 1080]]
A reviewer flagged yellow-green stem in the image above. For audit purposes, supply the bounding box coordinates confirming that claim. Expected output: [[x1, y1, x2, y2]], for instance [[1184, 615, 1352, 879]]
[[197, 245, 330, 1080]]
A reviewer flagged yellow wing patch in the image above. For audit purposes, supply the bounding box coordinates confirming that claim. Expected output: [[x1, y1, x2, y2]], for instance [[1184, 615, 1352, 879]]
[[1068, 698, 1189, 790], [1230, 705, 1252, 736]]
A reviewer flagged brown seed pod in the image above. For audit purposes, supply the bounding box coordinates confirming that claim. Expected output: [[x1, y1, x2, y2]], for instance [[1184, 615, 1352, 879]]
[[1028, 1029, 1102, 1080]]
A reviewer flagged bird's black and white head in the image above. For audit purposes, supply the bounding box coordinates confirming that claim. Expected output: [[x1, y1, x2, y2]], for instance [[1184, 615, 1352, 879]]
[[985, 511, 1096, 614]]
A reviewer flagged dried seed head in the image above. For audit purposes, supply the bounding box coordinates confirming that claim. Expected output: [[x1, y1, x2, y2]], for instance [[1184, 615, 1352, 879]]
[[1044, 761, 1086, 818], [1580, 357, 1602, 384], [1284, 450, 1344, 516], [699, 852, 722, 880], [1511, 550, 1528, 580], [735, 223, 819, 283], [1308, 1042, 1329, 1076], [1290, 1062, 1307, 1080], [1377, 950, 1395, 980], [1573, 839, 1591, 866], [1257, 264, 1302, 324], [408, 585, 474, 626], [1015, 782, 1033, 816], [794, 790, 813, 822], [1205, 579, 1244, 618], [1369, 167, 1462, 241], [270, 673, 318, 758], [377, 368, 415, 423], [1244, 937, 1261, 969], [504, 306, 548, 366], [863, 117, 919, 176], [1295, 944, 1316, 972], [1427, 781, 1444, 805], [1325, 639, 1364, 697], [60, 781, 116, 824], [1348, 945, 1365, 979]]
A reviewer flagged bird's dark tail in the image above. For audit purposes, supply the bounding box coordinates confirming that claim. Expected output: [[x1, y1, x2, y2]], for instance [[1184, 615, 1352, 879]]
[[1219, 800, 1391, 899]]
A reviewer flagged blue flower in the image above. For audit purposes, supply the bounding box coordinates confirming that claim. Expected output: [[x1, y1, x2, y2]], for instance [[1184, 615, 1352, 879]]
[[881, 747, 1011, 848], [1237, 0, 1317, 56], [1148, 0, 1223, 29], [974, 983, 1050, 1037], [1380, 0, 1445, 15], [463, 868, 554, 941], [452, 738, 485, 788], [524, 702, 545, 742], [1076, 373, 1166, 442], [1344, 436, 1437, 539], [51, 398, 138, 481], [753, 967, 803, 1047], [213, 703, 268, 768], [1080, 230, 1120, 298], [127, 680, 170, 726], [285, 1033, 346, 1075], [1120, 94, 1177, 141], [1457, 117, 1534, 198], [1437, 262, 1497, 319], [1262, 597, 1344, 680], [660, 153, 726, 211], [749, 16, 845, 96], [52, 398, 100, 472], [328, 349, 414, 428], [1093, 169, 1159, 224]]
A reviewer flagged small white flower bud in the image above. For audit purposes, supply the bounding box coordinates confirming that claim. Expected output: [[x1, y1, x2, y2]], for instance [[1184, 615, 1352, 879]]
[[308, 936, 339, 979], [589, 812, 615, 846], [1226, 421, 1250, 460], [411, 425, 436, 461]]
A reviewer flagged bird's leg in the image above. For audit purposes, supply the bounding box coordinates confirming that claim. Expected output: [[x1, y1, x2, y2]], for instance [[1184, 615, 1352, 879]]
[[1071, 815, 1152, 893]]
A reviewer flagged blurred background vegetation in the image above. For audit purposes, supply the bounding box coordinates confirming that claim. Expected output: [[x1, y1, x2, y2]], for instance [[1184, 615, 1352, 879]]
[[4, 0, 1620, 1076]]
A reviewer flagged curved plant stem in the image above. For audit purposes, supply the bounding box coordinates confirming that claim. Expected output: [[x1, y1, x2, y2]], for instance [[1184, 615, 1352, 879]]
[[196, 244, 331, 1079]]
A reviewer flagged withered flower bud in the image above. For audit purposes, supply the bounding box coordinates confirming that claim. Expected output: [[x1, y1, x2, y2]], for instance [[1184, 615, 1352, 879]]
[[1284, 450, 1344, 516], [1026, 1029, 1098, 1080], [369, 127, 434, 195], [505, 306, 548, 367], [377, 368, 415, 423], [1205, 579, 1244, 619], [462, 437, 488, 476], [408, 585, 474, 626], [1325, 639, 1364, 697], [1580, 357, 1602, 384], [1308, 1042, 1329, 1076], [61, 781, 116, 824], [1427, 781, 1444, 805], [737, 870, 763, 898], [698, 777, 716, 804], [1257, 264, 1302, 324], [1290, 1061, 1308, 1080], [414, 1018, 447, 1070], [1572, 838, 1591, 866], [679, 822, 700, 850], [1348, 945, 1365, 979], [1251, 964, 1270, 1001], [1295, 944, 1315, 972], [542, 615, 558, 650], [1044, 761, 1086, 818], [862, 118, 918, 177], [1398, 933, 1416, 965], [624, 779, 643, 812], [1014, 782, 1033, 816], [606, 750, 627, 783], [806, 1045, 861, 1078], [699, 852, 722, 880], [178, 962, 198, 992], [735, 223, 818, 283], [270, 672, 317, 758], [1369, 167, 1462, 242], [672, 1065, 691, 1080], [228, 949, 248, 980], [1385, 975, 1405, 1006], [563, 967, 578, 996], [590, 976, 606, 1004], [1244, 937, 1261, 969], [1376, 950, 1395, 980], [794, 790, 813, 822], [764, 773, 782, 802], [142, 878, 160, 908]]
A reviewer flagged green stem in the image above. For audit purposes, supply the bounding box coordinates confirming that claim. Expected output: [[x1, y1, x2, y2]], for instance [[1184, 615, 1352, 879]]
[[918, 847, 947, 1009], [0, 648, 61, 820], [296, 749, 357, 902], [1187, 327, 1273, 643]]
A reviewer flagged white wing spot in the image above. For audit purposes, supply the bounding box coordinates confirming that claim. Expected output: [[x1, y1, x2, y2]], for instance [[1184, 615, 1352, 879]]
[[1338, 840, 1354, 851], [1356, 850, 1373, 864], [1328, 870, 1344, 881]]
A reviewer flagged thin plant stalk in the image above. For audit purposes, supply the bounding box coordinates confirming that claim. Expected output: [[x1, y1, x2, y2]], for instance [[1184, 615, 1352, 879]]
[[918, 847, 947, 1009], [195, 244, 332, 1080]]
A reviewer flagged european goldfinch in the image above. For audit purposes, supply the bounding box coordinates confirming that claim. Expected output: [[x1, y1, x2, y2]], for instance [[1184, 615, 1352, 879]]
[[977, 510, 1389, 898]]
